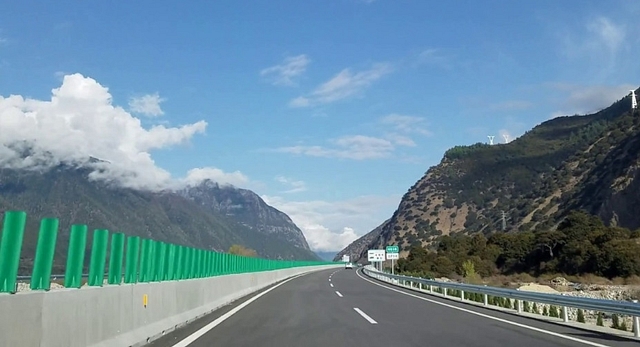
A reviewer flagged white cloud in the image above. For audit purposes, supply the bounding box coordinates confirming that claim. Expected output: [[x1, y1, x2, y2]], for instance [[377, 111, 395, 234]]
[[183, 167, 250, 187], [416, 48, 452, 69], [262, 194, 400, 252], [260, 54, 310, 87], [274, 135, 397, 160], [559, 16, 627, 77], [129, 93, 166, 117], [289, 63, 392, 107], [384, 133, 416, 147], [288, 96, 310, 108], [275, 175, 307, 193], [549, 83, 636, 116], [0, 73, 247, 191], [561, 16, 625, 58], [380, 114, 431, 136], [272, 114, 427, 160], [586, 17, 625, 55]]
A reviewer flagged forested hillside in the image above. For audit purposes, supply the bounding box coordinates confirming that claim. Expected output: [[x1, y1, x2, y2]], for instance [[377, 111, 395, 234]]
[[397, 210, 640, 279], [339, 89, 640, 270]]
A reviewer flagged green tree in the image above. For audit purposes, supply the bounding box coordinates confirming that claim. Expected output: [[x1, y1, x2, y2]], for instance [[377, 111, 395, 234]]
[[432, 256, 455, 276]]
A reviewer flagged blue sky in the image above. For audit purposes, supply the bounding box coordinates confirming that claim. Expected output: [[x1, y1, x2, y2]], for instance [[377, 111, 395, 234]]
[[1, 0, 639, 252]]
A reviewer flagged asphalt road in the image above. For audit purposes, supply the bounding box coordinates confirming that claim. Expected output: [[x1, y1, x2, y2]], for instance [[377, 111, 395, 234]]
[[150, 268, 640, 347]]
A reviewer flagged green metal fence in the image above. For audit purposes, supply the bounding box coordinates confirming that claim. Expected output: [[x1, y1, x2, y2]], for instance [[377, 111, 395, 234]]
[[0, 211, 336, 293]]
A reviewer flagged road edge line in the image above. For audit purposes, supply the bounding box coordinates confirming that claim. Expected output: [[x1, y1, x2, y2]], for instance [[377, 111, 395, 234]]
[[170, 272, 309, 347], [356, 270, 611, 347]]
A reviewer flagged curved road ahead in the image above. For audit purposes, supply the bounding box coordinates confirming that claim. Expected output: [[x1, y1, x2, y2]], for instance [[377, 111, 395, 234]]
[[150, 268, 638, 347]]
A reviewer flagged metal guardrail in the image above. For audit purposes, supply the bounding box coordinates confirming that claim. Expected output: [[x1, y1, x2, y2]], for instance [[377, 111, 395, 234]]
[[363, 266, 640, 338]]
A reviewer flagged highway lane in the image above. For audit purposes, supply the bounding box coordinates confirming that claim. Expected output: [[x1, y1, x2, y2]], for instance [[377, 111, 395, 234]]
[[349, 270, 639, 347], [151, 267, 639, 347]]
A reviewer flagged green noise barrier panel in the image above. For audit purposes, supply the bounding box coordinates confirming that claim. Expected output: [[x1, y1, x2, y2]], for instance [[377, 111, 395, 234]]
[[108, 233, 125, 285], [30, 218, 59, 290], [0, 211, 338, 293], [124, 236, 140, 284], [88, 229, 109, 287], [64, 224, 88, 288], [0, 211, 27, 293]]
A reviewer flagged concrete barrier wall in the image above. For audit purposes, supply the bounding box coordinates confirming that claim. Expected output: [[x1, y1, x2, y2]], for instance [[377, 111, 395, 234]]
[[0, 265, 339, 347]]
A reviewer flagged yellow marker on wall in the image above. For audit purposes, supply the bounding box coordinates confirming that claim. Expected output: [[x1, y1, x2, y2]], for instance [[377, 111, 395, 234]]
[[143, 294, 148, 307]]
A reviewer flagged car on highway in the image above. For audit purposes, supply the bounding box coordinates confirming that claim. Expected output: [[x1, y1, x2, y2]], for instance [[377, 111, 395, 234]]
[[345, 262, 354, 269]]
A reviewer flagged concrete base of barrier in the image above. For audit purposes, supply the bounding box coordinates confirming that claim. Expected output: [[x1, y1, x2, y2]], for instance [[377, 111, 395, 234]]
[[0, 265, 339, 347]]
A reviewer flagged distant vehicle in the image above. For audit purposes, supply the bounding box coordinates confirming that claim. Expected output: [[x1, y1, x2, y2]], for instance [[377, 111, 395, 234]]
[[345, 262, 354, 269]]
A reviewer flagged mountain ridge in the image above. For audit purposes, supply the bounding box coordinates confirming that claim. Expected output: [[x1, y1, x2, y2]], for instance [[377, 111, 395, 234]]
[[338, 89, 640, 262], [178, 180, 311, 251], [0, 164, 319, 274]]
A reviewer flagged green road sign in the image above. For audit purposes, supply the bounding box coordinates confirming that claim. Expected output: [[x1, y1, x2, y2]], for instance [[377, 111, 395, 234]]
[[385, 245, 399, 253]]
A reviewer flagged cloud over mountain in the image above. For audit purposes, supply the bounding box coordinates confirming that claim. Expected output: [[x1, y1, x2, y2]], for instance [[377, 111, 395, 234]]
[[0, 73, 243, 190]]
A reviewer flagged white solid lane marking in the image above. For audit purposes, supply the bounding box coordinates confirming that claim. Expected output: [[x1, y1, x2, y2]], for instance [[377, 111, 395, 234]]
[[355, 271, 611, 347], [354, 307, 377, 324], [170, 274, 307, 347], [335, 291, 343, 298], [330, 283, 334, 287]]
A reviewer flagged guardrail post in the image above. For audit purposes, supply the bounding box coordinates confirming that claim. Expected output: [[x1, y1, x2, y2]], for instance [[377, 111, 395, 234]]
[[633, 300, 639, 338], [30, 218, 59, 291], [444, 288, 447, 296], [64, 224, 88, 288], [419, 282, 422, 291], [429, 284, 432, 293], [0, 211, 27, 294], [560, 293, 569, 322], [517, 300, 523, 313], [460, 290, 465, 301], [483, 293, 488, 306]]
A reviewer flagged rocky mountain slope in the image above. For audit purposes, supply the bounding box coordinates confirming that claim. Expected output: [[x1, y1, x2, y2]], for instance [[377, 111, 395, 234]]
[[333, 219, 390, 262], [340, 89, 640, 262], [178, 181, 311, 251], [0, 165, 319, 274]]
